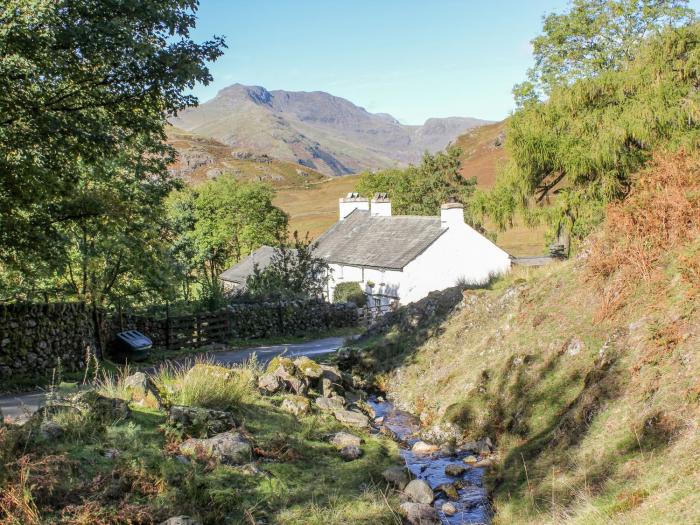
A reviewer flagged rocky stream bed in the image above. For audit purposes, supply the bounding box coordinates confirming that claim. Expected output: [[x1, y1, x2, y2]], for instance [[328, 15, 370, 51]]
[[369, 397, 492, 525]]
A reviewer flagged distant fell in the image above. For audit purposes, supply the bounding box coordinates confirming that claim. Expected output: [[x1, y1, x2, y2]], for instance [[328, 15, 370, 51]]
[[454, 120, 507, 187], [170, 83, 491, 176]]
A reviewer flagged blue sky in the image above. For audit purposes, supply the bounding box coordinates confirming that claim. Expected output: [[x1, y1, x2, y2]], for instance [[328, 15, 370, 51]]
[[189, 0, 700, 124]]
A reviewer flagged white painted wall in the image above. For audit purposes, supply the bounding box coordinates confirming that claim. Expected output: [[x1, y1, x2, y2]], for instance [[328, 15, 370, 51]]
[[325, 221, 511, 306]]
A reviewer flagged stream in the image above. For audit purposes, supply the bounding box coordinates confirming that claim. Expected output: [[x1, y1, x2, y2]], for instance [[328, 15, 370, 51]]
[[368, 397, 492, 525]]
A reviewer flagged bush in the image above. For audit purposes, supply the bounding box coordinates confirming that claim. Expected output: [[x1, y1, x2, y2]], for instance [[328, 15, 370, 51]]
[[333, 282, 367, 307]]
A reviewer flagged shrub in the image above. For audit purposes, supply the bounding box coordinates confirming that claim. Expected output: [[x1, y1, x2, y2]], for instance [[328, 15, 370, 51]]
[[333, 282, 367, 307]]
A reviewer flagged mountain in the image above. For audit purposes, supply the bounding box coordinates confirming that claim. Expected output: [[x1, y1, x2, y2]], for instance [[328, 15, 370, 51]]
[[170, 84, 491, 176], [166, 126, 327, 187]]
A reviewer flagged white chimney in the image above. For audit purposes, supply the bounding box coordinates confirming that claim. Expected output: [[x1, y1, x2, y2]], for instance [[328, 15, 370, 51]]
[[339, 193, 369, 220], [440, 201, 464, 228], [370, 193, 392, 217]]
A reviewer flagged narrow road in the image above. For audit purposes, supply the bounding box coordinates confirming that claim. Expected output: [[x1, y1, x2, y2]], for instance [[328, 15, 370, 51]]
[[0, 336, 348, 422]]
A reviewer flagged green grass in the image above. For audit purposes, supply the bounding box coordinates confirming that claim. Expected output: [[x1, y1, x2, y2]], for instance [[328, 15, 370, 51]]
[[1, 360, 402, 524]]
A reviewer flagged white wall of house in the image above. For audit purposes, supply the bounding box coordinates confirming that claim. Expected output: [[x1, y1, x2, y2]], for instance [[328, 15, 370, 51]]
[[400, 220, 511, 303], [325, 200, 512, 307]]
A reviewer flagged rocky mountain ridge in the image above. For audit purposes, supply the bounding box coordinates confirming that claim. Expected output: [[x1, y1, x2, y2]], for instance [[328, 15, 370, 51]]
[[170, 83, 491, 176]]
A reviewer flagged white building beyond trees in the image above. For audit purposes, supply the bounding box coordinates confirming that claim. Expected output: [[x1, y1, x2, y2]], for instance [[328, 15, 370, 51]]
[[220, 193, 512, 308], [315, 193, 511, 309]]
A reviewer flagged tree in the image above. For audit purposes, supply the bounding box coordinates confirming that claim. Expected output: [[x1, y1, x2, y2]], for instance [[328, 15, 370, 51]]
[[477, 23, 700, 245], [515, 0, 694, 102], [356, 146, 477, 221], [246, 232, 330, 301], [166, 176, 289, 306], [0, 0, 224, 265]]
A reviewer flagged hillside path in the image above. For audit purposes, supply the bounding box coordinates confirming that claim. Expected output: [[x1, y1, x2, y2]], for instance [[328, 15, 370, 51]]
[[0, 336, 348, 422]]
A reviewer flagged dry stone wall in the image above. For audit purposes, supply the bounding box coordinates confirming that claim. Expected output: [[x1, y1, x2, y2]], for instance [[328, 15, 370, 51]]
[[0, 302, 96, 380]]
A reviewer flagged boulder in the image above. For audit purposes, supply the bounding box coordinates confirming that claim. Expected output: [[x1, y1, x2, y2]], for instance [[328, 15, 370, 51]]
[[69, 390, 130, 422], [339, 445, 363, 461], [444, 464, 467, 477], [352, 399, 376, 419], [167, 405, 237, 437], [124, 372, 163, 408], [442, 502, 458, 516], [321, 377, 336, 398], [403, 479, 434, 504], [273, 366, 308, 395], [320, 364, 342, 383], [329, 432, 363, 449], [159, 517, 202, 525], [265, 356, 296, 376], [463, 455, 478, 464], [281, 396, 311, 417], [411, 441, 439, 454], [179, 431, 252, 465], [382, 465, 411, 490], [315, 396, 345, 412], [332, 408, 369, 428], [293, 356, 323, 379], [39, 420, 64, 440], [436, 482, 459, 501], [258, 373, 283, 394], [399, 502, 440, 524]]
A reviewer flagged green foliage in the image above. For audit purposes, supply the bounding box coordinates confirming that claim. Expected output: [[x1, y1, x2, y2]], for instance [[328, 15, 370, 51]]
[[245, 232, 330, 301], [516, 0, 694, 99], [333, 282, 367, 307], [0, 0, 224, 304], [166, 176, 288, 308], [479, 22, 700, 243], [356, 146, 477, 222]]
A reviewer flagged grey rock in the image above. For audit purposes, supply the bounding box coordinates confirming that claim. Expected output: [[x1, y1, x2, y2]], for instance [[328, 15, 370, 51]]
[[315, 396, 345, 412], [258, 373, 283, 394], [159, 517, 202, 525], [329, 431, 363, 449], [340, 445, 363, 461], [399, 502, 440, 524], [382, 465, 411, 490], [39, 420, 64, 440], [167, 405, 237, 437], [124, 372, 163, 408], [293, 356, 323, 379], [281, 396, 311, 417], [273, 366, 308, 395], [320, 364, 342, 383], [403, 479, 434, 504], [332, 408, 369, 428], [179, 431, 252, 465], [442, 502, 458, 516], [436, 482, 459, 501], [444, 464, 467, 477]]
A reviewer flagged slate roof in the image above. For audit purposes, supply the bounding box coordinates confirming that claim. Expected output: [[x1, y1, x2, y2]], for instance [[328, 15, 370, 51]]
[[219, 245, 276, 284], [313, 210, 446, 270]]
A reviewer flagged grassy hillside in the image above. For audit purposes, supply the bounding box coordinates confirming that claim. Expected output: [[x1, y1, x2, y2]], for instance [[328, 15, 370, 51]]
[[167, 127, 328, 187], [455, 120, 507, 188], [274, 176, 360, 239], [169, 125, 548, 255], [349, 153, 700, 524]]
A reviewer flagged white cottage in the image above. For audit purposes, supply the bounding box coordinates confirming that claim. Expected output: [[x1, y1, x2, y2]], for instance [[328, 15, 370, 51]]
[[313, 193, 511, 309]]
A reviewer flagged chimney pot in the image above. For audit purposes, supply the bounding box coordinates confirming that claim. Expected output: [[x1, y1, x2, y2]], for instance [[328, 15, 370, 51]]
[[370, 193, 392, 217]]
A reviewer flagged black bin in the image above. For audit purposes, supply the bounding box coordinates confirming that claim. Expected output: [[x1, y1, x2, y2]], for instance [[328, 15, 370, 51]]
[[111, 330, 152, 362]]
